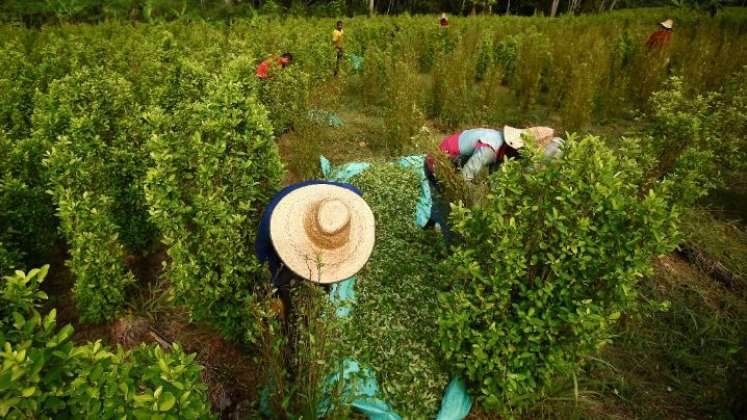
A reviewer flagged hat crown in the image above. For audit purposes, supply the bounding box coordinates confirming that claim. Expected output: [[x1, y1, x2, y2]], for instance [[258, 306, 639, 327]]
[[316, 199, 350, 235], [304, 198, 352, 250]]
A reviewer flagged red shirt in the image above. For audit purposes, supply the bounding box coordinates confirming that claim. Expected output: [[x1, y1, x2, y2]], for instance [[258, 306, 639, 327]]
[[646, 29, 672, 49], [256, 57, 284, 79]]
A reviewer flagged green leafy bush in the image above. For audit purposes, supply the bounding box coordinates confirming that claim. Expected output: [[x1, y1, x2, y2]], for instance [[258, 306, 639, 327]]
[[145, 74, 282, 344], [639, 70, 747, 207], [40, 68, 154, 322], [55, 191, 135, 323], [438, 135, 679, 413], [40, 67, 156, 254], [0, 132, 58, 272], [259, 62, 311, 135], [0, 266, 214, 418]]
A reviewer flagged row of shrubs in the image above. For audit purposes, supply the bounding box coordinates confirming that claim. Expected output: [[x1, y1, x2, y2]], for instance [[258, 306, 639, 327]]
[[0, 266, 213, 418], [0, 18, 314, 335]]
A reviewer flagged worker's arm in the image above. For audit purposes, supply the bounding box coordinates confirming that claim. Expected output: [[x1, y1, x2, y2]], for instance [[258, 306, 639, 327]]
[[461, 146, 497, 182]]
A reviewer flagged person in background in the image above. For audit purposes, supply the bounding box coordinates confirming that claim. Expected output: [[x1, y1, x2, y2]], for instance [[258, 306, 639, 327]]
[[646, 18, 673, 49], [256, 52, 293, 80], [255, 180, 375, 322], [332, 20, 344, 77], [439, 13, 449, 27], [424, 126, 558, 241]]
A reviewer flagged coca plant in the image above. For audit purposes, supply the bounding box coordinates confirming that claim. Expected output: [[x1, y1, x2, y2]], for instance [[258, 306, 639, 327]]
[[437, 135, 679, 413], [145, 71, 283, 344], [0, 266, 213, 418], [41, 68, 155, 322]]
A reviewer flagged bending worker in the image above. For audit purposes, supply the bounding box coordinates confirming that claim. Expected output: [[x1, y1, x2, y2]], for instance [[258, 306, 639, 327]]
[[255, 180, 376, 319], [425, 126, 561, 240], [646, 18, 673, 50], [256, 52, 294, 80], [426, 126, 558, 183]]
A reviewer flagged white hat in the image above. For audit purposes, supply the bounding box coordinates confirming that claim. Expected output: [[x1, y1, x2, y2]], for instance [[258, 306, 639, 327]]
[[660, 19, 674, 29], [503, 126, 555, 150], [270, 184, 375, 284]]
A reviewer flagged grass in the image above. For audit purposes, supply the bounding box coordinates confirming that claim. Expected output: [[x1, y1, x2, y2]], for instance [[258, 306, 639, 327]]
[[679, 209, 747, 291], [526, 252, 747, 419]]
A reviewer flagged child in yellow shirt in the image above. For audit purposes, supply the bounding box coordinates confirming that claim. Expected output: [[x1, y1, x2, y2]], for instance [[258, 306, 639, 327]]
[[332, 20, 344, 77]]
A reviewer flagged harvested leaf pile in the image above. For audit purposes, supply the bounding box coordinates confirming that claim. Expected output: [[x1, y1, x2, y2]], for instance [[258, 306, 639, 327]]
[[335, 164, 449, 417]]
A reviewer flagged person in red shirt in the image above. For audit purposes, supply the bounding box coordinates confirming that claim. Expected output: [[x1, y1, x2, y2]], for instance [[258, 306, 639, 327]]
[[439, 13, 449, 28], [256, 52, 293, 80], [646, 19, 673, 49]]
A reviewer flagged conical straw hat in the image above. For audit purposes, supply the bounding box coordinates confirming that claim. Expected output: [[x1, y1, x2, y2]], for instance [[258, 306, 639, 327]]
[[660, 19, 674, 29], [270, 184, 375, 284], [503, 126, 555, 150]]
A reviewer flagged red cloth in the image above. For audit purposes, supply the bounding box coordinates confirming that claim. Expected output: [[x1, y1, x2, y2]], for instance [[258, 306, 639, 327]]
[[427, 132, 461, 173], [439, 18, 449, 27], [256, 57, 284, 79], [646, 29, 672, 49]]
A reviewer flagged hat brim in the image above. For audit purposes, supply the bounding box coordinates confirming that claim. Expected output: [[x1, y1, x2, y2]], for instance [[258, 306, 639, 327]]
[[503, 125, 525, 149], [270, 184, 375, 284]]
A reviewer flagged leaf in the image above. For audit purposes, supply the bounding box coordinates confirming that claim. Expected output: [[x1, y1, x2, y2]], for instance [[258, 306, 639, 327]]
[[12, 312, 25, 329], [22, 386, 36, 397], [159, 392, 176, 412]]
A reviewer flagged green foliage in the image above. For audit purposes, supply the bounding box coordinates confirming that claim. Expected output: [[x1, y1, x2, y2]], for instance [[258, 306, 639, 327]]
[[145, 73, 282, 344], [0, 266, 214, 419], [639, 70, 747, 207], [333, 164, 449, 417], [259, 62, 311, 135], [438, 135, 679, 413], [376, 55, 426, 156], [0, 133, 58, 272], [679, 209, 747, 287], [38, 66, 157, 254], [56, 191, 135, 323], [40, 67, 155, 322]]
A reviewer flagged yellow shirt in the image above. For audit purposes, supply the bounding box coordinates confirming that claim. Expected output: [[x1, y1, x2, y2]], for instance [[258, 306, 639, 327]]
[[332, 29, 344, 49]]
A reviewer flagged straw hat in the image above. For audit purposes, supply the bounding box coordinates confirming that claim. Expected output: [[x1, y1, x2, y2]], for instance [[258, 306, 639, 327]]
[[660, 19, 674, 29], [503, 126, 555, 150], [270, 184, 375, 284]]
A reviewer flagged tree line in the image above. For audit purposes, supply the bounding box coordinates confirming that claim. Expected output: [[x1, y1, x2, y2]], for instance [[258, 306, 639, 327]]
[[1, 0, 740, 25]]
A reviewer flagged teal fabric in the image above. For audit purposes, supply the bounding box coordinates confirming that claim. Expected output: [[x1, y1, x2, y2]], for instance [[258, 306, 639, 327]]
[[435, 378, 472, 420], [308, 109, 344, 128], [393, 155, 432, 227], [320, 155, 371, 182], [348, 52, 365, 73], [329, 278, 356, 317], [318, 358, 402, 420]]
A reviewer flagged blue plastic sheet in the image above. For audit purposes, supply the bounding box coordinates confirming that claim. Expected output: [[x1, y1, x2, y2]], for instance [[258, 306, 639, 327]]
[[435, 378, 472, 420], [308, 109, 344, 128]]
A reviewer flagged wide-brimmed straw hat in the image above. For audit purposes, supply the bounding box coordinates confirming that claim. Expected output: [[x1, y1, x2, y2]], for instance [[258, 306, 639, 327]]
[[503, 126, 555, 150], [660, 19, 674, 29], [270, 184, 375, 284]]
